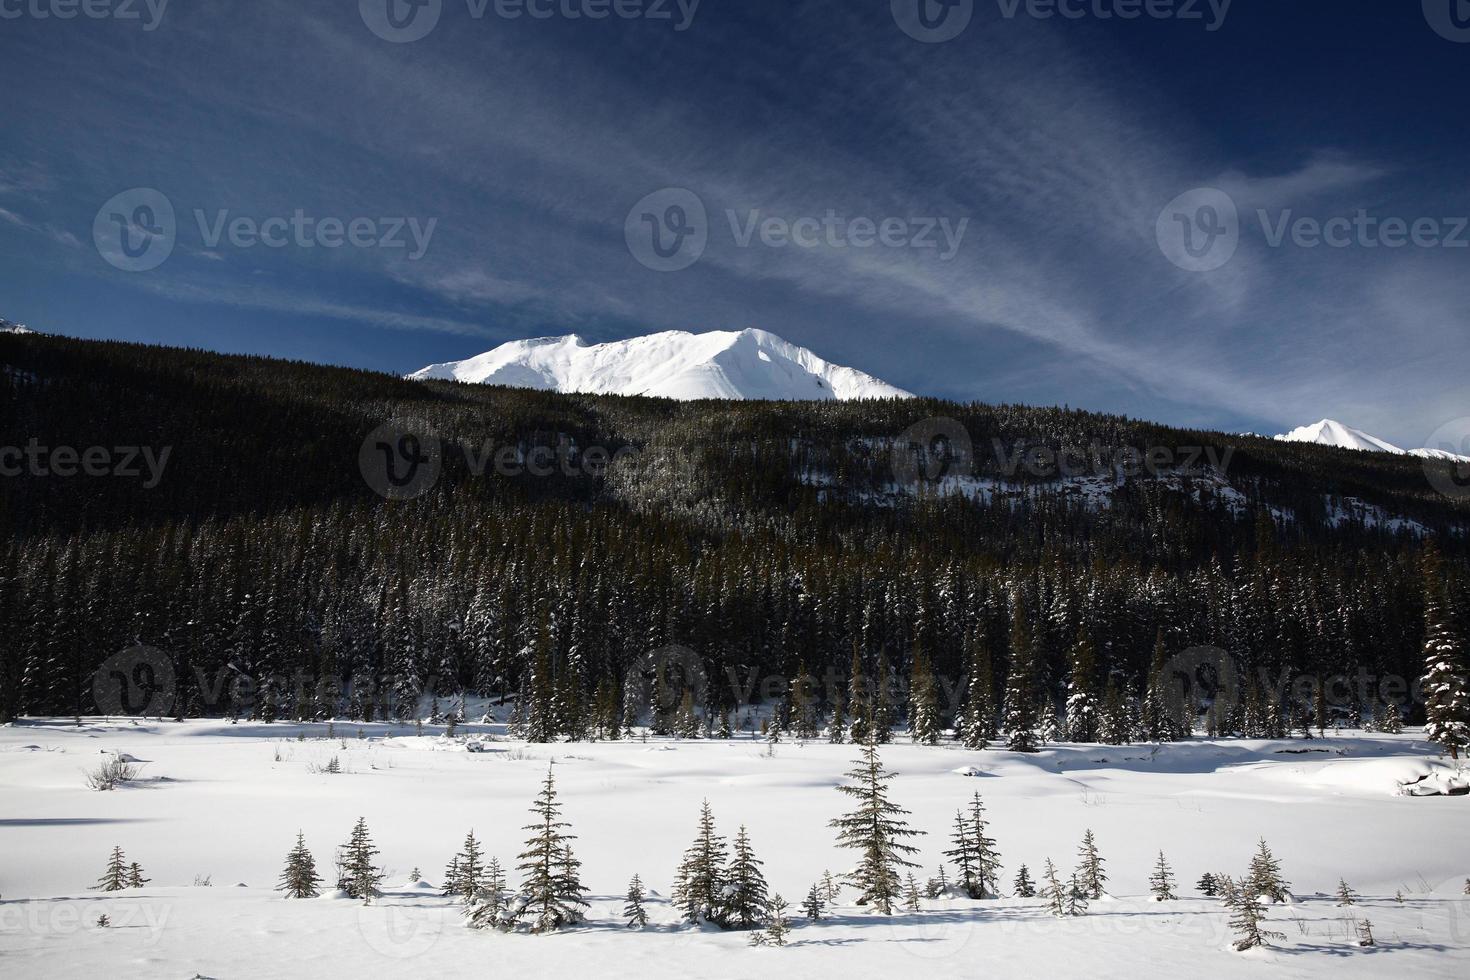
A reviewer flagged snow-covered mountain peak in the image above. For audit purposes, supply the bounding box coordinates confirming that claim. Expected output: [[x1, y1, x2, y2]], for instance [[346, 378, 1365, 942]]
[[1275, 419, 1405, 455], [1274, 418, 1470, 463], [407, 328, 914, 401]]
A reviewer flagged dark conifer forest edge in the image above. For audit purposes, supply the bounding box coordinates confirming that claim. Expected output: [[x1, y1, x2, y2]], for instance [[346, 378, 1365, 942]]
[[1, 331, 1466, 729]]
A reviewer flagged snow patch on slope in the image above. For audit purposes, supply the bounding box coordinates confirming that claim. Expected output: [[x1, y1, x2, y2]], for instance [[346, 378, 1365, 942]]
[[407, 328, 913, 402]]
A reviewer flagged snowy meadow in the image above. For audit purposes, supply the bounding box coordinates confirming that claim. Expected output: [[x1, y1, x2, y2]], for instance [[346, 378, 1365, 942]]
[[2, 718, 1467, 978]]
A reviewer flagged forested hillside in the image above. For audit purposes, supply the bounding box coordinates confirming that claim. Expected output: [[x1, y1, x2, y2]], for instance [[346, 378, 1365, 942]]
[[2, 332, 1465, 732]]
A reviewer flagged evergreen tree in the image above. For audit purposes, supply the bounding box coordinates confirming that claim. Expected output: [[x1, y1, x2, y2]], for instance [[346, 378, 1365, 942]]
[[829, 738, 924, 914], [1064, 630, 1099, 743], [1013, 864, 1036, 898], [445, 830, 487, 903], [339, 817, 385, 904], [1221, 875, 1283, 951], [1075, 829, 1108, 900], [1246, 838, 1290, 904], [1066, 872, 1089, 916], [623, 874, 649, 928], [513, 766, 587, 933], [821, 869, 840, 903], [1042, 858, 1067, 917], [847, 645, 869, 745], [802, 883, 825, 921], [1421, 545, 1470, 759], [903, 872, 922, 912], [673, 800, 728, 924], [1003, 601, 1039, 752], [959, 631, 995, 750], [1148, 851, 1176, 901], [1335, 878, 1358, 906], [870, 653, 896, 743], [126, 862, 149, 888], [465, 857, 511, 931], [1355, 917, 1376, 947], [1196, 872, 1219, 897], [828, 690, 846, 744], [277, 832, 322, 898], [907, 646, 940, 745], [943, 792, 1001, 899], [749, 894, 791, 947], [1378, 700, 1404, 734], [96, 846, 129, 892], [723, 825, 770, 930]]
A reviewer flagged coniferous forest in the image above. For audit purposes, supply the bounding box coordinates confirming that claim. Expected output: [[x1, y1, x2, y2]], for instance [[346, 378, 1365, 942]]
[[2, 331, 1467, 734]]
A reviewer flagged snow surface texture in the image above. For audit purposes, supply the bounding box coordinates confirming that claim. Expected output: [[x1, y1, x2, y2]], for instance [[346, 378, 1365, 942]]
[[407, 328, 915, 401], [2, 720, 1468, 978], [1275, 419, 1470, 462]]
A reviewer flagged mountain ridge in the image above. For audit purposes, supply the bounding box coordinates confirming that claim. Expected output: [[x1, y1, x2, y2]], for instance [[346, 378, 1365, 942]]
[[407, 327, 915, 402]]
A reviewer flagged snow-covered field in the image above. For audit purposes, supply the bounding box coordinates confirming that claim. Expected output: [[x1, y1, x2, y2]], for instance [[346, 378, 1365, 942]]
[[2, 720, 1468, 978]]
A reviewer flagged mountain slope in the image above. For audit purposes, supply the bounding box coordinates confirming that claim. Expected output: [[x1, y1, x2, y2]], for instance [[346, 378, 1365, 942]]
[[407, 328, 914, 401]]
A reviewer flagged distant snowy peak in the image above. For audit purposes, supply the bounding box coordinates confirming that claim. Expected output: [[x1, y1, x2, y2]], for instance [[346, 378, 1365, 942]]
[[407, 328, 914, 402], [1274, 419, 1405, 454], [1, 317, 34, 334], [1274, 419, 1470, 463]]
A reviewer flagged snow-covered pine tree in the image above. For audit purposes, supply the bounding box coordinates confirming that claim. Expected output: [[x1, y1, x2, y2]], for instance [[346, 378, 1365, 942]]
[[790, 667, 820, 741], [821, 869, 840, 903], [904, 872, 922, 912], [870, 653, 896, 743], [340, 817, 385, 904], [1335, 878, 1358, 906], [1378, 700, 1404, 734], [1355, 917, 1376, 947], [847, 645, 869, 745], [944, 810, 980, 899], [829, 737, 924, 914], [1099, 676, 1133, 745], [960, 631, 994, 750], [1003, 601, 1039, 752], [723, 825, 770, 930], [623, 874, 649, 928], [277, 832, 321, 898], [1420, 544, 1469, 759], [464, 857, 511, 931], [1139, 629, 1184, 741], [1064, 630, 1099, 743], [907, 646, 940, 745], [1013, 864, 1036, 898], [1066, 872, 1089, 916], [1221, 875, 1283, 951], [513, 766, 587, 933], [828, 691, 846, 744], [1148, 851, 1176, 901], [96, 847, 129, 892], [1246, 838, 1290, 904], [445, 830, 487, 903], [802, 883, 825, 921], [675, 688, 701, 739], [1075, 829, 1108, 899], [1196, 872, 1219, 897], [126, 862, 149, 888], [673, 799, 728, 924], [1043, 859, 1066, 917], [928, 865, 949, 898]]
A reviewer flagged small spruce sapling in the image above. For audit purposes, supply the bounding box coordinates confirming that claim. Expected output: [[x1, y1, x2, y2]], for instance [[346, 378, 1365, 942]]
[[1335, 878, 1358, 907], [277, 832, 322, 898], [126, 862, 149, 888], [1013, 864, 1036, 898], [96, 847, 129, 892], [1197, 872, 1219, 897], [1148, 851, 1176, 901], [624, 875, 649, 928], [1075, 829, 1108, 899], [802, 883, 825, 921]]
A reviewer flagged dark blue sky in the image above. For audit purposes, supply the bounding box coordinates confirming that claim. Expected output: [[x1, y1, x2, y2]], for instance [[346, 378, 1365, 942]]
[[3, 1, 1467, 445]]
